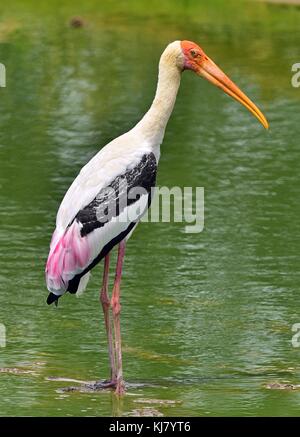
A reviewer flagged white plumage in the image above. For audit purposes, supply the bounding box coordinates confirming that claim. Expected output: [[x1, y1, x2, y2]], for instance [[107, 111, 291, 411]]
[[46, 41, 184, 301]]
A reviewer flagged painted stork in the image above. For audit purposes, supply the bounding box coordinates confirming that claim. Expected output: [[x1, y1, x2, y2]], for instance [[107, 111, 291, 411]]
[[45, 40, 268, 395]]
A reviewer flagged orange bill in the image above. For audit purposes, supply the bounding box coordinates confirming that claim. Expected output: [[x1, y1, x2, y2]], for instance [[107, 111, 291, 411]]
[[196, 56, 269, 129]]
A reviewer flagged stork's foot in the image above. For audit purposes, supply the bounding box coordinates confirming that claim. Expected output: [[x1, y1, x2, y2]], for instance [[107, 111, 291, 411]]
[[115, 379, 125, 396], [93, 378, 126, 395], [93, 379, 117, 389]]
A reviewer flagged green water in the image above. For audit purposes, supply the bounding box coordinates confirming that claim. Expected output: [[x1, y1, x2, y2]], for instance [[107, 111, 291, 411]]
[[0, 0, 300, 417]]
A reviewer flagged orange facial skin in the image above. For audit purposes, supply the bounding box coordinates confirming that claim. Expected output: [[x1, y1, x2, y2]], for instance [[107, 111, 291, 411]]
[[181, 40, 209, 71]]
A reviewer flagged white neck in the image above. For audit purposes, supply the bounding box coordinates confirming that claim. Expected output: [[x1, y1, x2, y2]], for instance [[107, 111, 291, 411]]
[[134, 58, 182, 149]]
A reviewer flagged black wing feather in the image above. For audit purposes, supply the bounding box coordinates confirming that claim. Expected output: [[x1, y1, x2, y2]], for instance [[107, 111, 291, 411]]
[[75, 152, 157, 237]]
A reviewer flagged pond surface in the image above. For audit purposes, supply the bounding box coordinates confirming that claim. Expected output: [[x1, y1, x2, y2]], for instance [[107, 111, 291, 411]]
[[0, 0, 300, 416]]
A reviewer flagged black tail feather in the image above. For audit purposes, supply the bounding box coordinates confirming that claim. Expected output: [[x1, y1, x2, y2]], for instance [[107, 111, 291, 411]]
[[47, 292, 60, 306]]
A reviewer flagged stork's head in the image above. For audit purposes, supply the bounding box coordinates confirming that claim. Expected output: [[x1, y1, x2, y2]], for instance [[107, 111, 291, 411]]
[[164, 40, 268, 129]]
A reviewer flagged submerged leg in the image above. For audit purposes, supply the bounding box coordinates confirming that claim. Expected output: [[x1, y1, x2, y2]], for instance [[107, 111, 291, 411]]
[[111, 239, 126, 395], [100, 253, 116, 385]]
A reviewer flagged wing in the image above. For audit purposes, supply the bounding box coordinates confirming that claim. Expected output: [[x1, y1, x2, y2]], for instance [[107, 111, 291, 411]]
[[46, 152, 157, 297], [56, 132, 153, 231]]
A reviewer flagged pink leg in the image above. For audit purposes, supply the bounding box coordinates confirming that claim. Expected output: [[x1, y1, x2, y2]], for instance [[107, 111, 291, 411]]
[[111, 240, 126, 395], [100, 254, 116, 384]]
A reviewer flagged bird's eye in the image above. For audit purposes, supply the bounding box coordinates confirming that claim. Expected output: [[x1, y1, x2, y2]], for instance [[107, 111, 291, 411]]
[[190, 49, 198, 58]]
